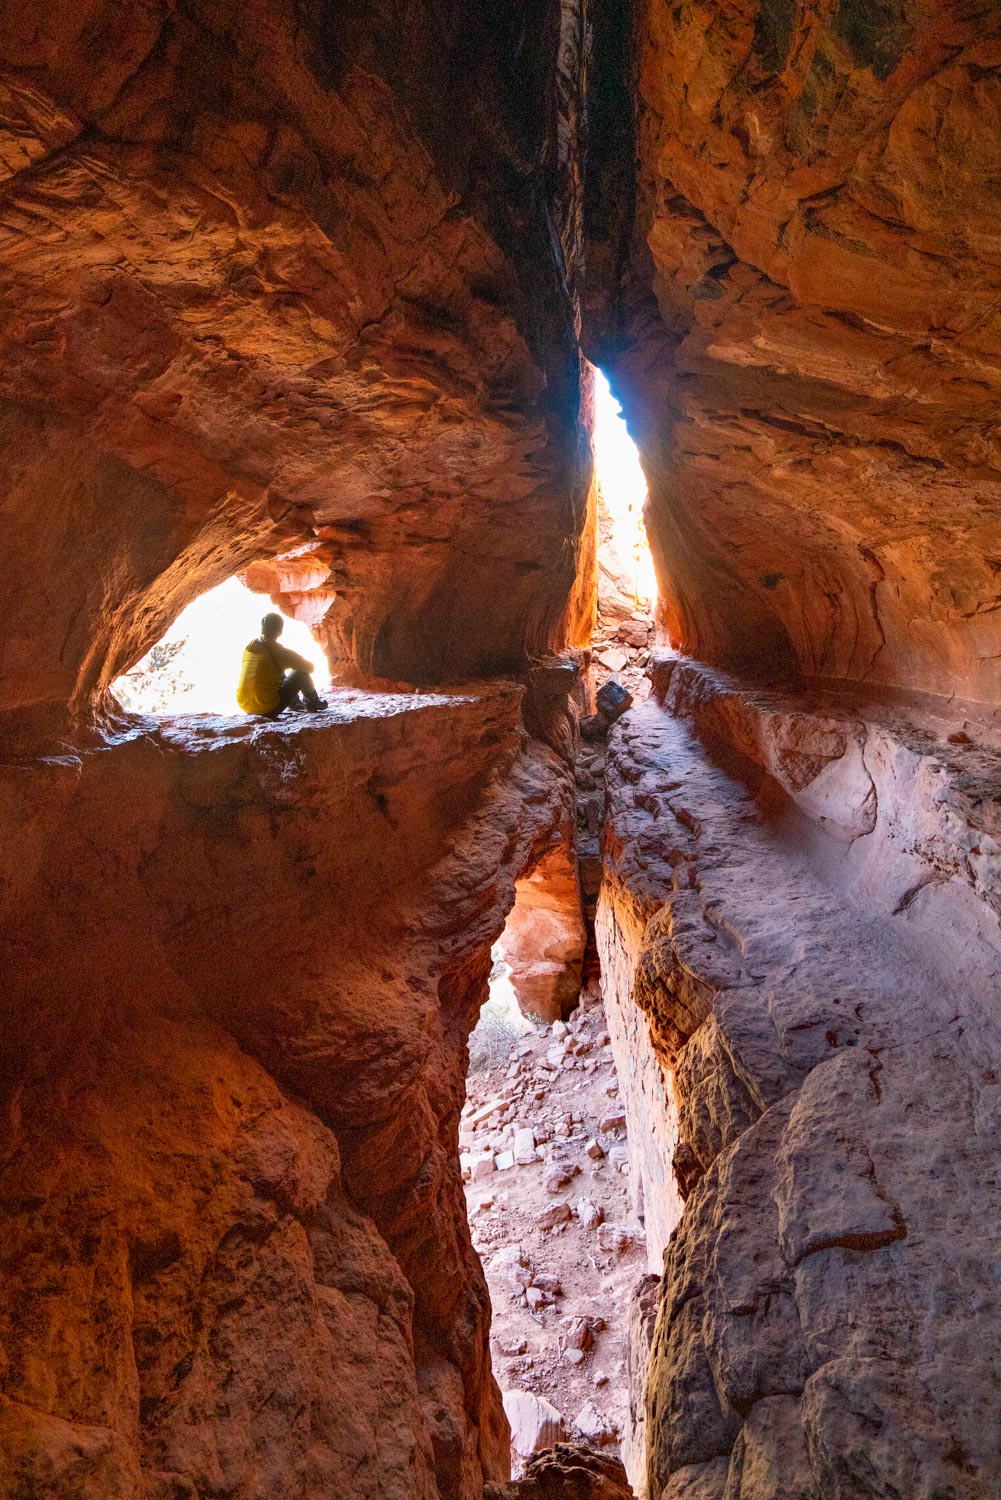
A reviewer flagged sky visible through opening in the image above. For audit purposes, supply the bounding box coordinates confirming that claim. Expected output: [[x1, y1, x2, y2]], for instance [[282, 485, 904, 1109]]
[[114, 372, 654, 715], [592, 369, 657, 611], [112, 575, 322, 715]]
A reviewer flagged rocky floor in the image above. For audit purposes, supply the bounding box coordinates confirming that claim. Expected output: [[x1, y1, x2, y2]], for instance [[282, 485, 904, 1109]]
[[461, 983, 647, 1475]]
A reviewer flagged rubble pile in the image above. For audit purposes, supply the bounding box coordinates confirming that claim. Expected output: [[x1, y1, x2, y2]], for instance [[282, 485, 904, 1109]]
[[461, 986, 646, 1473]]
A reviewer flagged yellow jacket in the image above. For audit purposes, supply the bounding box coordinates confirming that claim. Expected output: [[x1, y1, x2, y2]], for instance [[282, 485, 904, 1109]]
[[236, 639, 312, 714]]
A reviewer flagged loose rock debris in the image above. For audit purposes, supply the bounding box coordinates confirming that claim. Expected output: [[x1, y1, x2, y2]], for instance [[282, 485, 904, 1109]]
[[462, 983, 647, 1471]]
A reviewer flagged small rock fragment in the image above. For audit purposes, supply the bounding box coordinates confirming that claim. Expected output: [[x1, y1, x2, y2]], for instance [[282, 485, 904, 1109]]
[[577, 1198, 604, 1231], [597, 1223, 644, 1255], [534, 1274, 563, 1298], [513, 1127, 538, 1164], [574, 1400, 615, 1443], [561, 1316, 593, 1352], [585, 1137, 605, 1160], [543, 1163, 575, 1194], [491, 1244, 534, 1291]]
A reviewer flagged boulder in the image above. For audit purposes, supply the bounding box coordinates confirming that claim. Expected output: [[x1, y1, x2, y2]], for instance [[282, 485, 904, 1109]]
[[537, 1201, 573, 1230], [501, 1390, 566, 1460], [484, 1443, 633, 1499], [595, 680, 633, 724]]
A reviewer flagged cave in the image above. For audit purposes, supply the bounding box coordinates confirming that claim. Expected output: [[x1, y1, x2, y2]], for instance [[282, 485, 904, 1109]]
[[111, 576, 324, 715], [1, 6, 999, 1500]]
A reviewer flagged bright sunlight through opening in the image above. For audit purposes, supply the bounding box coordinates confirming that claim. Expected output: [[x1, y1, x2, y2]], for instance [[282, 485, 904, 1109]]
[[112, 575, 324, 716], [593, 368, 657, 613]]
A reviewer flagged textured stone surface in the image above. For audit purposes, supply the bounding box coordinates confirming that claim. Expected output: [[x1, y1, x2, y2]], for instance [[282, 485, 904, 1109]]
[[503, 1391, 567, 1462], [0, 685, 574, 1498], [485, 1442, 633, 1499], [0, 0, 592, 747], [2, 7, 1000, 1499], [597, 669, 1001, 1499], [584, 2, 1001, 702], [498, 844, 587, 1024]]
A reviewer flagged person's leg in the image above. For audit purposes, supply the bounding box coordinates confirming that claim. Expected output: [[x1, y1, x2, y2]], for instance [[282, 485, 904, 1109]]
[[281, 669, 327, 711], [275, 673, 302, 713]]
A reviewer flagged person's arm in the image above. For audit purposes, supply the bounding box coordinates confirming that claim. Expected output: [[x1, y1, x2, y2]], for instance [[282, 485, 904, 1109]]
[[271, 641, 314, 673]]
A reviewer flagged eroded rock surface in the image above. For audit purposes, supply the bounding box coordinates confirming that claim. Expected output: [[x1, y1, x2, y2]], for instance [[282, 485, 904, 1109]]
[[585, 2, 1001, 700], [0, 0, 592, 746], [485, 1443, 633, 1500], [597, 667, 1001, 1499], [0, 686, 575, 1498]]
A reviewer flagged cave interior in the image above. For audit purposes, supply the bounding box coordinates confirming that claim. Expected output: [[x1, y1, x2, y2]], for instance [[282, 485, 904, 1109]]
[[1, 4, 1000, 1500]]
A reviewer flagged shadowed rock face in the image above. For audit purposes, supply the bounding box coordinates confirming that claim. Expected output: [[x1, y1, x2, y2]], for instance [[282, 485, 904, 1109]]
[[0, 0, 591, 740], [485, 1443, 633, 1499], [584, 1, 1001, 702], [1, 5, 1000, 1500], [0, 687, 577, 1498]]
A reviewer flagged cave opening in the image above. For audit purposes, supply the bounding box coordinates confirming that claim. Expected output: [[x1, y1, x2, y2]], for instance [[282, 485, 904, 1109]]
[[111, 574, 324, 716], [462, 934, 646, 1476], [591, 367, 656, 630], [3, 6, 997, 1497]]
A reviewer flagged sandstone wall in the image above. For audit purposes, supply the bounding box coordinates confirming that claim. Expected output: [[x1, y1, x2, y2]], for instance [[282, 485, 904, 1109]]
[[0, 685, 577, 1498], [0, 0, 592, 746], [584, 1, 1001, 701], [498, 844, 588, 1025], [596, 663, 1001, 1499]]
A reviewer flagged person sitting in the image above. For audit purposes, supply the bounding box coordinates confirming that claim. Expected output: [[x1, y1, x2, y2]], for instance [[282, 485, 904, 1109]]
[[236, 612, 328, 717]]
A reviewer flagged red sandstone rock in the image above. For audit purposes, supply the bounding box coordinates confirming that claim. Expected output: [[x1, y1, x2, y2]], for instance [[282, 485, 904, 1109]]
[[1, 8, 999, 1500], [584, 4, 1001, 703], [596, 672, 1001, 1498], [0, 0, 592, 748], [485, 1443, 633, 1499], [498, 845, 588, 1024], [0, 685, 576, 1499]]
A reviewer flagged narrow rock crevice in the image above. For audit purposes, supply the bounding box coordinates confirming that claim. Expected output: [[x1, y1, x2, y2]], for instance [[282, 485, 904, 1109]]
[[1, 5, 1000, 1499]]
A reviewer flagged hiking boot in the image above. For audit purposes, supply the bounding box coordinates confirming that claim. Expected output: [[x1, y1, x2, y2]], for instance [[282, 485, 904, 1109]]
[[304, 698, 328, 712]]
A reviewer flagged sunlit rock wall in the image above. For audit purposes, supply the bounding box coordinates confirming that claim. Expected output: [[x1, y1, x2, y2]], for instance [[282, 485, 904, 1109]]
[[596, 661, 1001, 1499], [584, 1, 1001, 701], [0, 0, 592, 745], [499, 843, 587, 1024]]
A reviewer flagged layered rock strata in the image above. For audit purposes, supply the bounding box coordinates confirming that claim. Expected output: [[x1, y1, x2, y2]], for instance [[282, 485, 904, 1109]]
[[597, 661, 1001, 1498], [584, 1, 1001, 701], [0, 0, 592, 746], [0, 685, 576, 1499]]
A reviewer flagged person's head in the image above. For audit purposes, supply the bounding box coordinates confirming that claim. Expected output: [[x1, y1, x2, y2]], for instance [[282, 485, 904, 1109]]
[[261, 612, 284, 641]]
